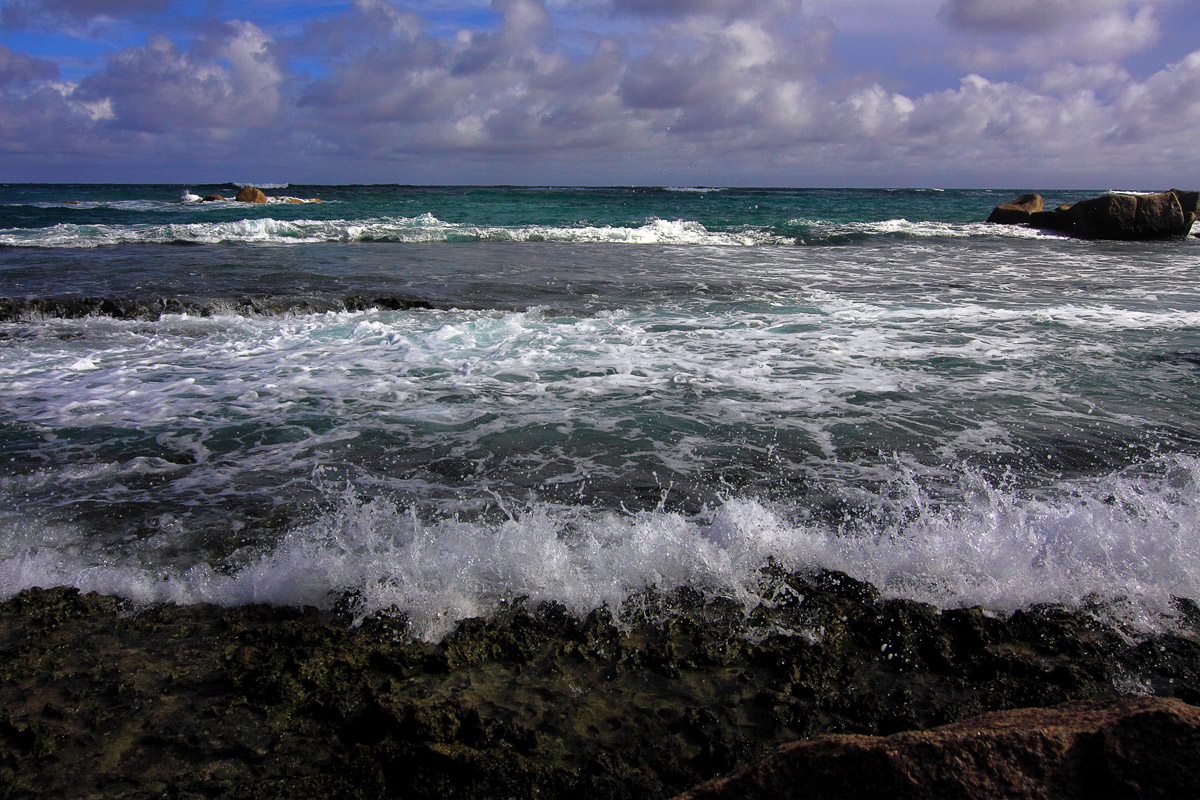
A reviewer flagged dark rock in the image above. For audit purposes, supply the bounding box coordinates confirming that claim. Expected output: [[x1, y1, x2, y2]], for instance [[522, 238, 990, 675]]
[[234, 186, 268, 203], [1171, 188, 1200, 216], [0, 294, 438, 322], [988, 190, 1197, 240], [985, 193, 1043, 224], [3, 573, 1200, 799], [679, 698, 1200, 800], [201, 194, 225, 202]]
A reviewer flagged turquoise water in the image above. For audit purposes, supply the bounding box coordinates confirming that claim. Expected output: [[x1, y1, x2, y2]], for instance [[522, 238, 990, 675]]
[[2, 184, 1200, 639]]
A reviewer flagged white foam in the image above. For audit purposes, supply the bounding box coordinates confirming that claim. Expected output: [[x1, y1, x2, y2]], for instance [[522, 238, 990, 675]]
[[0, 215, 786, 247], [3, 458, 1199, 640], [794, 218, 1065, 240]]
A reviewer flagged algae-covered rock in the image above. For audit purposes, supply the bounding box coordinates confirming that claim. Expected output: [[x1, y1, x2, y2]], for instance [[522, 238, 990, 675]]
[[2, 575, 1199, 799]]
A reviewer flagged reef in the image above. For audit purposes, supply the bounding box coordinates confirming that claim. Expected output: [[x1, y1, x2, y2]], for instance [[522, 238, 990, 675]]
[[2, 567, 1199, 799], [0, 294, 435, 322]]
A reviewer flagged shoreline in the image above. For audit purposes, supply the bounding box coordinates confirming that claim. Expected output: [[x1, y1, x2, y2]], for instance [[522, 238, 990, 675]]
[[3, 568, 1199, 798]]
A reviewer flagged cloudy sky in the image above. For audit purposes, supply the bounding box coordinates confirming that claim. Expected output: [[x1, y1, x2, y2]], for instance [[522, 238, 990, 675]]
[[1, 0, 1196, 186]]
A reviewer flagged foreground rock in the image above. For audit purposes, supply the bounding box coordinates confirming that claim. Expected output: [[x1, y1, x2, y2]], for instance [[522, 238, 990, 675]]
[[679, 697, 1200, 800], [2, 570, 1200, 798], [987, 189, 1199, 240], [234, 186, 268, 203]]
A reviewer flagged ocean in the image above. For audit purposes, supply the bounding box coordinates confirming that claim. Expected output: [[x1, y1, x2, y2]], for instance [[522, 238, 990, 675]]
[[2, 183, 1199, 641]]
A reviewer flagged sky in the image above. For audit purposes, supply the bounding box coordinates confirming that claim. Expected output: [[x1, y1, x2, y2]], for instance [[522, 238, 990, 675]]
[[0, 0, 1197, 186]]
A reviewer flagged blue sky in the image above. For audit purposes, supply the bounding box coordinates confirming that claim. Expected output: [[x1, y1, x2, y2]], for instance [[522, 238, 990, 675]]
[[0, 0, 1196, 186]]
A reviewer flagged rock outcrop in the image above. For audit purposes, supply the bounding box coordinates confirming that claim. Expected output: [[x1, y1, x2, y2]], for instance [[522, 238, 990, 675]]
[[201, 194, 225, 202], [234, 186, 268, 203], [987, 189, 1198, 240], [985, 193, 1043, 224], [680, 697, 1200, 800]]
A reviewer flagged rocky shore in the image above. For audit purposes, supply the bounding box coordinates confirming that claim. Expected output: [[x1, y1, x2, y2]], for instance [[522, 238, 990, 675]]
[[3, 568, 1200, 798]]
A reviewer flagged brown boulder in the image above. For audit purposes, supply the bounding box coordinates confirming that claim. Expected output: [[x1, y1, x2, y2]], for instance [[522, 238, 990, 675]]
[[986, 193, 1043, 224], [234, 186, 268, 203], [201, 194, 225, 202], [677, 698, 1200, 800]]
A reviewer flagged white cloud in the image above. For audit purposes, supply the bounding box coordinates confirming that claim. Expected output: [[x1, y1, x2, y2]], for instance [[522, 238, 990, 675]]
[[75, 21, 285, 132], [944, 1, 1165, 69], [0, 0, 1197, 186]]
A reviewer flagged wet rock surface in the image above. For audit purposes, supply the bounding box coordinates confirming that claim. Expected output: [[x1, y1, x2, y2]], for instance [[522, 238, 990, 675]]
[[2, 568, 1199, 799]]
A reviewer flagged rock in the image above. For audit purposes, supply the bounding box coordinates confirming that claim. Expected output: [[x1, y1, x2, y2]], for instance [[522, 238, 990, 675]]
[[678, 697, 1200, 800], [985, 193, 1043, 224], [1171, 188, 1200, 229], [987, 190, 1197, 240], [201, 194, 225, 202], [234, 186, 268, 203]]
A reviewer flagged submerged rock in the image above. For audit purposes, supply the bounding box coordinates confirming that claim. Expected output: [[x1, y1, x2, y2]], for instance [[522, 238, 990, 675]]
[[987, 190, 1198, 240], [680, 697, 1200, 800], [201, 194, 225, 202]]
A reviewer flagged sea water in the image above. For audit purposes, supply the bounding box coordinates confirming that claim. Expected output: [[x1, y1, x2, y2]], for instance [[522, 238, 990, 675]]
[[2, 184, 1199, 639]]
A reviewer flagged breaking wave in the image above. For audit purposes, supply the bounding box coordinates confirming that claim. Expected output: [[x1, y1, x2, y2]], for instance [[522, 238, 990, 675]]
[[3, 458, 1199, 641]]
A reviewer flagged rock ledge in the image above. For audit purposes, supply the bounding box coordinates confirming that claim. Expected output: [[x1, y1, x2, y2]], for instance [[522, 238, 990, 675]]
[[678, 697, 1200, 800]]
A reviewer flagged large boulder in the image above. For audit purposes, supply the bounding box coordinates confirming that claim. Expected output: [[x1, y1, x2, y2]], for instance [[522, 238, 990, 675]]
[[234, 186, 268, 203], [679, 698, 1200, 800], [985, 193, 1043, 224], [987, 190, 1197, 240]]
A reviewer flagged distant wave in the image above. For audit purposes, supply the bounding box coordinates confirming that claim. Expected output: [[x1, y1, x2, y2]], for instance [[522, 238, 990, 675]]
[[232, 182, 290, 189], [783, 218, 1064, 244], [0, 214, 790, 247], [0, 213, 1075, 248]]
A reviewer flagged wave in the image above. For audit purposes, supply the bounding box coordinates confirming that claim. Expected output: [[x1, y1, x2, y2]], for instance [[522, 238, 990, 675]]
[[0, 214, 791, 247], [3, 456, 1199, 640], [783, 217, 1066, 244], [232, 182, 290, 189], [0, 213, 1078, 249]]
